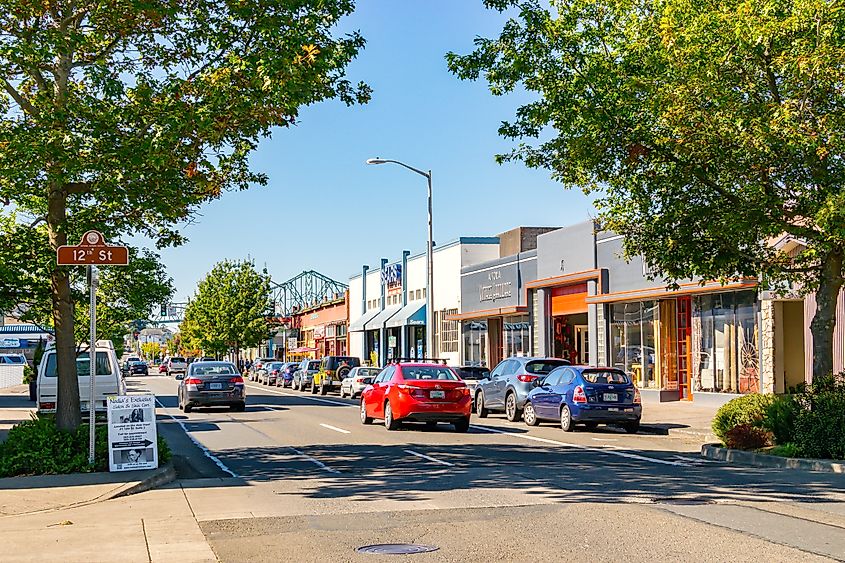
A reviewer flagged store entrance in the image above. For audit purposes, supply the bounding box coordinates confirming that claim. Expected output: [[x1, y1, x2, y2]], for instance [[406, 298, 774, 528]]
[[552, 313, 588, 364]]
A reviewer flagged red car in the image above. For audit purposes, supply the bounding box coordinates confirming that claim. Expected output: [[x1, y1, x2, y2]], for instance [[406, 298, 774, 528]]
[[158, 363, 167, 374], [360, 362, 472, 432]]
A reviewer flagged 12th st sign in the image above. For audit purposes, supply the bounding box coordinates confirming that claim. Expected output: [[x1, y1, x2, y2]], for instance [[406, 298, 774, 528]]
[[56, 230, 129, 266]]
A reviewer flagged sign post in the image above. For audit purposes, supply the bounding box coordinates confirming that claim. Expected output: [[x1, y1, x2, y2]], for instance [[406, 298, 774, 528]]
[[57, 230, 129, 466]]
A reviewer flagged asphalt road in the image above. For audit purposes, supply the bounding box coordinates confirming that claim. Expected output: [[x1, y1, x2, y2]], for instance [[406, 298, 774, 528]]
[[129, 375, 845, 562]]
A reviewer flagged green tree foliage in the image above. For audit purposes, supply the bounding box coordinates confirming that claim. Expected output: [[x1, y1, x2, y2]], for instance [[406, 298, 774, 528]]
[[1, 2, 369, 430], [448, 0, 845, 378], [181, 260, 271, 362]]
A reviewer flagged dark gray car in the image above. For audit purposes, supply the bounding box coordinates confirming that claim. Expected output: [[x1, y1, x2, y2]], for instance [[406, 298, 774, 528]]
[[293, 359, 321, 392], [178, 361, 246, 413], [474, 357, 569, 422]]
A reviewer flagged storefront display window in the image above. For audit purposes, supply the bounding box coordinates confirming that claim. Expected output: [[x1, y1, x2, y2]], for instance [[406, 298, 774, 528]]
[[504, 315, 529, 357], [693, 291, 759, 394], [609, 302, 657, 388], [462, 321, 488, 366]]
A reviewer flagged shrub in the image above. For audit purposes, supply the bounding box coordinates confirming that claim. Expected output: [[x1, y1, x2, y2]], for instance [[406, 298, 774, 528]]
[[768, 443, 801, 458], [794, 389, 845, 460], [724, 424, 771, 450], [761, 394, 799, 445], [21, 364, 35, 385], [712, 393, 774, 444], [0, 416, 172, 477]]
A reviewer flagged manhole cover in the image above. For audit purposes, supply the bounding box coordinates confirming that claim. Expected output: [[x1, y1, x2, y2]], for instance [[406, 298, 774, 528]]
[[356, 544, 439, 555]]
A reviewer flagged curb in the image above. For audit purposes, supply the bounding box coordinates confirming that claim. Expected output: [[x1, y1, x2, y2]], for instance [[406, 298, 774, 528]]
[[111, 462, 177, 499], [639, 424, 714, 441], [701, 444, 845, 473]]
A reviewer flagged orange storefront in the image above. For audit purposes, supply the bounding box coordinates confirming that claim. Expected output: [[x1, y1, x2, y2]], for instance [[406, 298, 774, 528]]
[[290, 294, 349, 360]]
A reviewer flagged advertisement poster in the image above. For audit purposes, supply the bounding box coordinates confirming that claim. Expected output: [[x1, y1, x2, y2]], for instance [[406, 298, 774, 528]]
[[107, 394, 158, 472]]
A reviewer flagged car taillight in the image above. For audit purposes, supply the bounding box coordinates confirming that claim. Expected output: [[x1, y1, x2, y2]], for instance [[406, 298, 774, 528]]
[[356, 378, 366, 383], [517, 374, 538, 383], [634, 387, 641, 404], [573, 385, 587, 403], [229, 376, 244, 384], [459, 386, 470, 396], [186, 378, 202, 385], [39, 402, 55, 410], [271, 370, 278, 375]]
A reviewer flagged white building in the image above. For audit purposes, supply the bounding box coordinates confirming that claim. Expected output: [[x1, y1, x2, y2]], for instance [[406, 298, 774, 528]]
[[348, 237, 499, 366]]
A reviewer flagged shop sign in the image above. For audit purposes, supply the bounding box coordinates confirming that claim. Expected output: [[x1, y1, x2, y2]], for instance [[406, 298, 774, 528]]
[[314, 325, 325, 339], [107, 394, 158, 472], [479, 270, 513, 303], [388, 335, 397, 348], [381, 263, 402, 289], [287, 337, 298, 349], [0, 338, 21, 348]]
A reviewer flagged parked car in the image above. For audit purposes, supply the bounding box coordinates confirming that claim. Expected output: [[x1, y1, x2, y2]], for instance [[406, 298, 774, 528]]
[[455, 366, 490, 412], [127, 359, 149, 376], [312, 356, 361, 395], [275, 362, 298, 388], [248, 357, 275, 381], [293, 359, 321, 391], [523, 366, 641, 433], [37, 340, 125, 414], [0, 353, 27, 364], [474, 357, 570, 422], [177, 361, 246, 413], [360, 362, 471, 432], [339, 366, 382, 399], [166, 356, 188, 377], [158, 363, 168, 374], [258, 361, 285, 386]]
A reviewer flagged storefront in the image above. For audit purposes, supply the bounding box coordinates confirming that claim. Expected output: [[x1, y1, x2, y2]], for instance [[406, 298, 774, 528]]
[[290, 294, 349, 361]]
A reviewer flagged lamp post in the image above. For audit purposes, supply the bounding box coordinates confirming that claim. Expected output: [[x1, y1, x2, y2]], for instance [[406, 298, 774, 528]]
[[366, 158, 434, 359]]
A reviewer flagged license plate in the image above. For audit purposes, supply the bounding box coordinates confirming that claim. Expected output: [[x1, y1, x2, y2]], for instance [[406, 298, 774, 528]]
[[209, 383, 223, 390], [430, 390, 445, 399], [604, 393, 618, 402], [608, 407, 619, 412]]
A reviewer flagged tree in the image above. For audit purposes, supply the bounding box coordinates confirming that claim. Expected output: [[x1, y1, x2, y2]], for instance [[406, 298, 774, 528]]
[[448, 0, 845, 378], [1, 3, 369, 430], [140, 342, 160, 361], [181, 260, 271, 365]]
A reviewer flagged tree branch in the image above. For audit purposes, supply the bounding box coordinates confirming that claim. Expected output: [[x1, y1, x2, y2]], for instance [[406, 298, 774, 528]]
[[64, 182, 93, 195], [1, 78, 39, 118]]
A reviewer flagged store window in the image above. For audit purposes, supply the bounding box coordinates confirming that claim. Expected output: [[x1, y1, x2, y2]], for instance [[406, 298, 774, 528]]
[[504, 315, 530, 357], [462, 321, 488, 366], [693, 291, 759, 393], [609, 302, 657, 388], [439, 309, 459, 353]]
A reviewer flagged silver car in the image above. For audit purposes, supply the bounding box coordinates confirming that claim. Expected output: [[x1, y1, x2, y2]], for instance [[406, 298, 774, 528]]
[[455, 366, 491, 412], [474, 357, 570, 422], [177, 361, 246, 413], [293, 359, 321, 392], [339, 366, 382, 399]]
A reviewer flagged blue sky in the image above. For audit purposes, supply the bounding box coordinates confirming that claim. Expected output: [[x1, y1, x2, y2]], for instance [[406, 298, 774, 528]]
[[147, 1, 596, 301]]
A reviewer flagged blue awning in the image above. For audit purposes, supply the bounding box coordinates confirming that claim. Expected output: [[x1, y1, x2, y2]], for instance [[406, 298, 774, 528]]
[[385, 302, 426, 329]]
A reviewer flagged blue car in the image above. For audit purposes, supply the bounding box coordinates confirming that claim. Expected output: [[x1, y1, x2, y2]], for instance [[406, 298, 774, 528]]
[[523, 366, 641, 433]]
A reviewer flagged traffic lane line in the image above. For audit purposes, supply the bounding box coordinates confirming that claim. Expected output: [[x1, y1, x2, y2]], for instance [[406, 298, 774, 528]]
[[289, 447, 341, 474], [245, 384, 355, 408], [320, 423, 351, 434], [404, 449, 455, 467], [470, 424, 689, 467]]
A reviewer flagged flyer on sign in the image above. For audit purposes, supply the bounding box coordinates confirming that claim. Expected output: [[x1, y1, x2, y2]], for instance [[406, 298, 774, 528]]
[[107, 394, 158, 472]]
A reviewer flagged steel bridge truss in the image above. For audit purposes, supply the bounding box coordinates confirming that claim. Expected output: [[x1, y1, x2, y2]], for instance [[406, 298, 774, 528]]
[[270, 270, 348, 317]]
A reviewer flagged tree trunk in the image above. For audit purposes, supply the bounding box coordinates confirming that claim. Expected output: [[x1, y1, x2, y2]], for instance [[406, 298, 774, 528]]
[[47, 185, 81, 431], [810, 250, 843, 381]]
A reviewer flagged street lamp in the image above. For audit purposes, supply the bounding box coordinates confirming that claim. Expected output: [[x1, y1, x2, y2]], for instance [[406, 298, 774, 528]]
[[366, 158, 434, 360]]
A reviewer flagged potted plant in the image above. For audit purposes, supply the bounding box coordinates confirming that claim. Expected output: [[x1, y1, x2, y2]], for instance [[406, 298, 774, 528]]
[[23, 364, 36, 401]]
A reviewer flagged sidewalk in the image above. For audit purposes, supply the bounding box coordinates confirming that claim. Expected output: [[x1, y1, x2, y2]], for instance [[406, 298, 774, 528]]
[[639, 398, 719, 442]]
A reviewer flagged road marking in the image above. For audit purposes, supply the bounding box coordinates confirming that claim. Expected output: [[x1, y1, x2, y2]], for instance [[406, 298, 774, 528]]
[[246, 384, 353, 407], [154, 397, 239, 478], [404, 449, 455, 467], [470, 424, 688, 467], [592, 437, 619, 441], [290, 447, 340, 474], [320, 423, 351, 434]]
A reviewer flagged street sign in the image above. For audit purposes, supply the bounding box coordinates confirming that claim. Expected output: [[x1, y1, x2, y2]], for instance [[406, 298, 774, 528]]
[[107, 394, 158, 472], [56, 230, 129, 266]]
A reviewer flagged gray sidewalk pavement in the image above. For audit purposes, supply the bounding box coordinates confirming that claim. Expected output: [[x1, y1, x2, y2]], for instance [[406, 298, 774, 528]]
[[639, 398, 719, 441]]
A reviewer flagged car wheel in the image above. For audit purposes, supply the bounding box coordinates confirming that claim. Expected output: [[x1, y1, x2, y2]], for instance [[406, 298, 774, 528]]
[[505, 392, 522, 422], [184, 403, 193, 414], [624, 421, 640, 434], [360, 400, 373, 425], [584, 422, 599, 431], [384, 401, 400, 431], [311, 381, 318, 394], [560, 405, 573, 432], [476, 391, 489, 418], [523, 402, 539, 426], [320, 382, 328, 396], [454, 417, 470, 433], [339, 388, 346, 399]]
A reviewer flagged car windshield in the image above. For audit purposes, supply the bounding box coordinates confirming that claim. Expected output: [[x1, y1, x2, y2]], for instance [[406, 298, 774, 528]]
[[191, 364, 236, 376], [308, 361, 321, 370], [44, 352, 111, 377], [127, 357, 141, 362], [328, 357, 360, 369], [358, 368, 380, 376], [458, 368, 489, 380], [2, 355, 25, 364], [582, 370, 629, 384], [402, 366, 459, 381], [525, 360, 569, 375], [171, 357, 186, 363], [269, 363, 284, 369]]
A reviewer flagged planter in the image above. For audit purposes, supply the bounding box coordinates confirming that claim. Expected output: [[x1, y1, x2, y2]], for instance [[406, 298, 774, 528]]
[[28, 381, 37, 402]]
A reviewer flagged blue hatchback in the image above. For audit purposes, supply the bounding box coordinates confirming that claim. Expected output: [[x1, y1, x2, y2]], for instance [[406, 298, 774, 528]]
[[523, 366, 642, 433]]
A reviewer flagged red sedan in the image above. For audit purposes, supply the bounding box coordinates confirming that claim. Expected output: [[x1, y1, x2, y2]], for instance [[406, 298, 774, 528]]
[[360, 362, 472, 432]]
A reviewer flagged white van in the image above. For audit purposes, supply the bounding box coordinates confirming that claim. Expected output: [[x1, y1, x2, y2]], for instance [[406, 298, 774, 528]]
[[37, 339, 126, 413]]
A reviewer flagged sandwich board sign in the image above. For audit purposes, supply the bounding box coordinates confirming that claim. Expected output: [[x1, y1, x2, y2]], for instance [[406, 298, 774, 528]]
[[107, 394, 158, 472]]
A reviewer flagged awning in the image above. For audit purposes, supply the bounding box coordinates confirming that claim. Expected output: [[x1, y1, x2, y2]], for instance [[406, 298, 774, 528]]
[[364, 304, 402, 331], [385, 302, 426, 329], [349, 308, 380, 332], [290, 346, 318, 353]]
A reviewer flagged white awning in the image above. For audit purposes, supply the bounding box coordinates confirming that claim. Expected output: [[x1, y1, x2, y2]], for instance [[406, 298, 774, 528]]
[[349, 309, 381, 332], [363, 304, 402, 331]]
